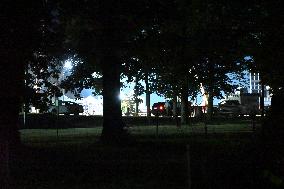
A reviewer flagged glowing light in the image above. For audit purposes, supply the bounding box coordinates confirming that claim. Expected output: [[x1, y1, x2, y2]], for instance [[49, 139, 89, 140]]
[[119, 92, 125, 100], [64, 60, 73, 69]]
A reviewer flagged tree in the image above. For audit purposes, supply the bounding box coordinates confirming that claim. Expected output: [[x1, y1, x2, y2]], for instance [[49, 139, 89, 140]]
[[122, 28, 162, 118], [245, 0, 284, 93], [244, 0, 284, 136], [188, 1, 251, 120], [241, 1, 284, 180], [130, 0, 251, 123], [24, 55, 64, 113], [146, 0, 198, 124], [58, 0, 164, 142], [0, 0, 60, 186], [149, 0, 246, 123]]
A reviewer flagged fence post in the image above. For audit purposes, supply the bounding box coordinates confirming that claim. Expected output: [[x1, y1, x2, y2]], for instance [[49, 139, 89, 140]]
[[156, 113, 159, 138], [251, 114, 256, 132], [204, 115, 208, 135], [186, 144, 191, 189]]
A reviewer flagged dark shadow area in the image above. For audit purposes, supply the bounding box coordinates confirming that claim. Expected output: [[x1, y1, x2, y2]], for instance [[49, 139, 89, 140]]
[[11, 131, 281, 189]]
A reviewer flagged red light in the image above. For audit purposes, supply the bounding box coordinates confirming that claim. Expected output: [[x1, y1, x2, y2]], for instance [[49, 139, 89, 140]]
[[159, 106, 163, 110]]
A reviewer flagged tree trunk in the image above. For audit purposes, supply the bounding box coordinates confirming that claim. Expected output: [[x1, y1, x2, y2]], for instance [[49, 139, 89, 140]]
[[145, 72, 151, 118], [100, 54, 126, 143], [181, 87, 189, 125], [0, 137, 10, 188], [0, 100, 21, 188], [172, 96, 178, 117], [0, 58, 23, 188], [134, 77, 139, 116], [207, 89, 214, 121], [206, 61, 214, 121], [135, 101, 139, 116]]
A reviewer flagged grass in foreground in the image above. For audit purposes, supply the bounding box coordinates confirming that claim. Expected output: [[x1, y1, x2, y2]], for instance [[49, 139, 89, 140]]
[[13, 123, 278, 189], [20, 121, 254, 145]]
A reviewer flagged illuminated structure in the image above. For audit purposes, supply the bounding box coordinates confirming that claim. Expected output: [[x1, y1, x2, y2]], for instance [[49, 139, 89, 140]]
[[249, 73, 271, 107], [199, 83, 208, 112]]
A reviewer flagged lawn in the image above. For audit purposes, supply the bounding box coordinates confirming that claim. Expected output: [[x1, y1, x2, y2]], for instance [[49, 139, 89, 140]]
[[20, 121, 254, 145], [12, 122, 280, 189]]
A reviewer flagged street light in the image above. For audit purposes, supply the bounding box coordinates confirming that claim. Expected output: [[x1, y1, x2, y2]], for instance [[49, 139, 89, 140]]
[[64, 60, 73, 70]]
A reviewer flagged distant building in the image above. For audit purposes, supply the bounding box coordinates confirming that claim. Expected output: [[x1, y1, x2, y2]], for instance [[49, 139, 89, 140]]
[[249, 73, 271, 107]]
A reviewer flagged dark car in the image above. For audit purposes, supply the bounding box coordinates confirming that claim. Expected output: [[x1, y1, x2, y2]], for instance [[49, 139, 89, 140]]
[[218, 100, 241, 117], [151, 102, 167, 116]]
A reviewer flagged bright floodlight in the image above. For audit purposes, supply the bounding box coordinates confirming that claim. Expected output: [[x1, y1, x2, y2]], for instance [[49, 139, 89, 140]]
[[119, 93, 123, 100], [64, 60, 73, 69]]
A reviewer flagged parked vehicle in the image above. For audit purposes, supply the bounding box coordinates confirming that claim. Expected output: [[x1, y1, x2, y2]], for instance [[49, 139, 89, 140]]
[[151, 102, 168, 116], [151, 101, 184, 116], [218, 93, 259, 117]]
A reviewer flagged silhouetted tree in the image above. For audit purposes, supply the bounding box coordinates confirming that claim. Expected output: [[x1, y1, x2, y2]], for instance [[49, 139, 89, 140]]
[[58, 0, 165, 142], [0, 0, 60, 186]]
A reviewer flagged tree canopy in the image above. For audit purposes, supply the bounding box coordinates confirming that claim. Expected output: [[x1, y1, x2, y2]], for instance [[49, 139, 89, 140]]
[[28, 0, 284, 136], [1, 0, 284, 186]]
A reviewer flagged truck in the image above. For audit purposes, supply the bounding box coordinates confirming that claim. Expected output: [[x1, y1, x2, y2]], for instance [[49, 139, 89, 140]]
[[49, 100, 84, 115], [218, 93, 259, 117]]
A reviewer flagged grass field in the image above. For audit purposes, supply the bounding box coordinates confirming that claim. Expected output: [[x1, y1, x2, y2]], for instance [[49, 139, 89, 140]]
[[20, 121, 255, 144], [12, 122, 281, 189]]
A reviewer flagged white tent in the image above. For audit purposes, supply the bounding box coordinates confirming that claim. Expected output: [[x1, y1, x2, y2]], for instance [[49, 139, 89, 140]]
[[80, 95, 103, 115]]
